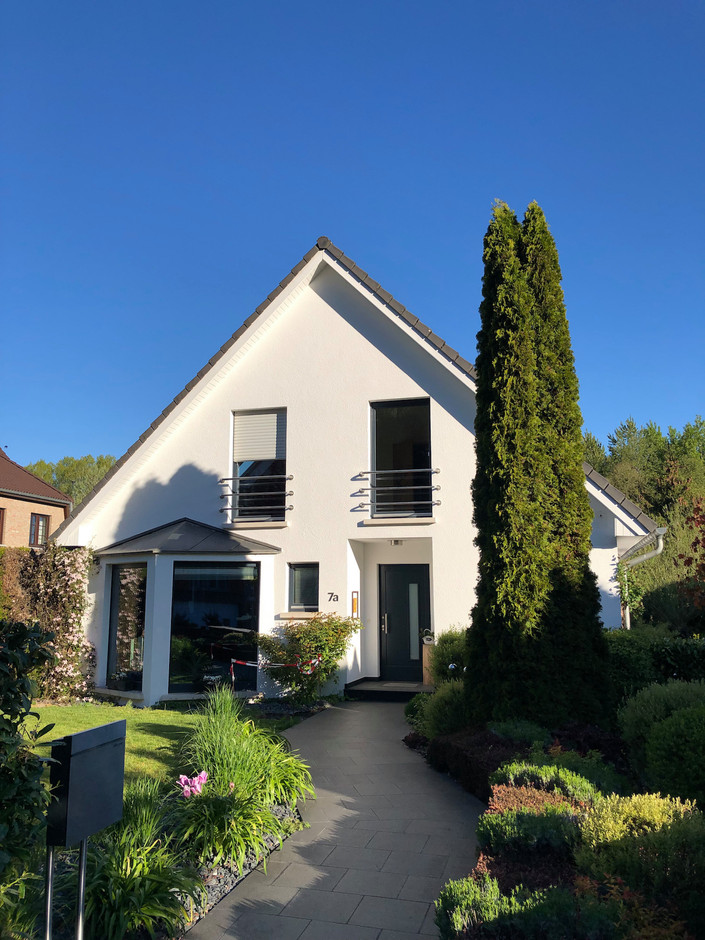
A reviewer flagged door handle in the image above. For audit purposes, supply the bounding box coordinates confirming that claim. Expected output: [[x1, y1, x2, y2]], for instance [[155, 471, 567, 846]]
[[382, 614, 388, 634]]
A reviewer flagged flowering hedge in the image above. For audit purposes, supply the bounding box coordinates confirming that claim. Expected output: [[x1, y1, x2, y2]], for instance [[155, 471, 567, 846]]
[[0, 544, 95, 700]]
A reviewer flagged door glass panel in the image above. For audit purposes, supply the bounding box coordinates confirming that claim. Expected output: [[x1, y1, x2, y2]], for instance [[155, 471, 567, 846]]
[[372, 399, 431, 515], [409, 583, 420, 660], [169, 562, 259, 692], [107, 565, 147, 691]]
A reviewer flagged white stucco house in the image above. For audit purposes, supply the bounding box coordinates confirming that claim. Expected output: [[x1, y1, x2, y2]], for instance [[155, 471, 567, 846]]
[[54, 237, 658, 706]]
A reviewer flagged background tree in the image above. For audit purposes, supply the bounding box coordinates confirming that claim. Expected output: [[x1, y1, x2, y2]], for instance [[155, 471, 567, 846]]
[[25, 454, 115, 507], [466, 201, 609, 727], [583, 416, 705, 634]]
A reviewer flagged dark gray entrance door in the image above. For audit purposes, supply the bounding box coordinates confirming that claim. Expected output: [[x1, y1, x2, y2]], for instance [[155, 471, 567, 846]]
[[379, 564, 430, 681]]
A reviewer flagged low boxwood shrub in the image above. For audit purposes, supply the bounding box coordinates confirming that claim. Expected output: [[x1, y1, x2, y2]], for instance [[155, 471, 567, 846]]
[[618, 678, 705, 775], [577, 792, 695, 861], [477, 804, 579, 855], [524, 744, 629, 796], [488, 719, 551, 748], [429, 626, 467, 685], [488, 784, 573, 816], [644, 704, 705, 804], [490, 760, 600, 805], [435, 874, 617, 940], [420, 680, 470, 739], [577, 802, 705, 936]]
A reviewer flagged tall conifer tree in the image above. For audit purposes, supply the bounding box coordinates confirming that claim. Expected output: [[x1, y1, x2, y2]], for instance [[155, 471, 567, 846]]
[[466, 202, 610, 726]]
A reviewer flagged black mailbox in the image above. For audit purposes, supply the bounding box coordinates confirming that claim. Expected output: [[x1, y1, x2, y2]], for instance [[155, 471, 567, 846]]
[[47, 720, 126, 847]]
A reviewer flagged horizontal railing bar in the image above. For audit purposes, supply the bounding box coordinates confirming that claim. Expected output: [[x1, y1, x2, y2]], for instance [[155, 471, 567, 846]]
[[358, 485, 440, 492], [219, 474, 294, 483], [221, 490, 293, 498], [358, 499, 441, 508], [358, 468, 439, 476]]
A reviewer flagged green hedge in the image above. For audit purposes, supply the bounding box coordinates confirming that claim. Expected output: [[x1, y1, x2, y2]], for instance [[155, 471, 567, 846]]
[[605, 626, 705, 706]]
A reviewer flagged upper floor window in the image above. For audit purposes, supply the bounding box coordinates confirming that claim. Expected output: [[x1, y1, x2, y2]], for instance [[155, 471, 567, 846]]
[[231, 409, 288, 521], [29, 512, 50, 546], [289, 563, 319, 612], [371, 399, 433, 516]]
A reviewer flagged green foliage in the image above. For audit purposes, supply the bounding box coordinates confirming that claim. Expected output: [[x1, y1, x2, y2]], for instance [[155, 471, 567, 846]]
[[18, 543, 95, 699], [604, 624, 671, 703], [419, 680, 469, 739], [435, 875, 616, 940], [182, 686, 313, 805], [487, 719, 551, 747], [578, 792, 695, 855], [253, 613, 362, 703], [576, 797, 705, 933], [0, 619, 55, 931], [404, 691, 430, 732], [467, 201, 609, 728], [429, 626, 467, 685], [56, 778, 204, 939], [524, 744, 630, 797], [174, 686, 312, 869], [477, 804, 579, 855], [25, 453, 116, 507], [490, 760, 601, 805], [583, 431, 608, 474], [644, 704, 705, 804], [618, 679, 705, 775]]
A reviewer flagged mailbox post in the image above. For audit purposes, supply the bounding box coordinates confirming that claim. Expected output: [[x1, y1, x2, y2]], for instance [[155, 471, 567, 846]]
[[45, 720, 126, 940]]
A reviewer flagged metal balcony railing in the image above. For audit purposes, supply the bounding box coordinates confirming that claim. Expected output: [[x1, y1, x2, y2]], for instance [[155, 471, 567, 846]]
[[356, 467, 440, 517], [219, 474, 293, 521]]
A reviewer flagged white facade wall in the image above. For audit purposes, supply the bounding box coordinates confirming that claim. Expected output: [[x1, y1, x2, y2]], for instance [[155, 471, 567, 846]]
[[59, 253, 647, 705]]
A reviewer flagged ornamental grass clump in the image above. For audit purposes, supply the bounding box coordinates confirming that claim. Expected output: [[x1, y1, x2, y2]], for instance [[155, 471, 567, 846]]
[[57, 778, 204, 940], [173, 686, 313, 870]]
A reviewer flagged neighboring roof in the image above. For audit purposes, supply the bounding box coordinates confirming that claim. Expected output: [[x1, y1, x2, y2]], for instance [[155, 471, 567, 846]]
[[96, 518, 281, 556], [0, 448, 72, 507], [583, 461, 658, 533]]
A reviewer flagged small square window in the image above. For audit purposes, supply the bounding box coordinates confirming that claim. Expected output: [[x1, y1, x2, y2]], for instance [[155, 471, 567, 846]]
[[29, 513, 50, 547], [289, 563, 319, 612]]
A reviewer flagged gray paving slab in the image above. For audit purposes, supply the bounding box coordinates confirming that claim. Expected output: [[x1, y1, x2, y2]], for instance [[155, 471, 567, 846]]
[[188, 701, 484, 939]]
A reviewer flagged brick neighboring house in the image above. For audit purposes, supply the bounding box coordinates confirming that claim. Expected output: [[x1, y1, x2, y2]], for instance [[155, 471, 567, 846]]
[[0, 448, 72, 547]]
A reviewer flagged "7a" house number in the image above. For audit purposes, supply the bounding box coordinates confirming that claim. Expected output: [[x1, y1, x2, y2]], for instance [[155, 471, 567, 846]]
[[328, 593, 339, 602]]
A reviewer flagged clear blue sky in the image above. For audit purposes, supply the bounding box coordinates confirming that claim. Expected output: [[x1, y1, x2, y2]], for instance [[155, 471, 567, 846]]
[[2, 1, 703, 467]]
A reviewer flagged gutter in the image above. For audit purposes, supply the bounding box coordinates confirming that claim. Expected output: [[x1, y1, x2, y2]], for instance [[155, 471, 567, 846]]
[[620, 526, 668, 630]]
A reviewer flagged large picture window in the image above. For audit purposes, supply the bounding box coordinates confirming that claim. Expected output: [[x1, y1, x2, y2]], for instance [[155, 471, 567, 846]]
[[106, 565, 147, 691], [169, 562, 260, 692]]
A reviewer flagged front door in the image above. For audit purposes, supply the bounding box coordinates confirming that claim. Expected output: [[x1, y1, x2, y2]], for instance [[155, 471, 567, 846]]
[[379, 564, 430, 681]]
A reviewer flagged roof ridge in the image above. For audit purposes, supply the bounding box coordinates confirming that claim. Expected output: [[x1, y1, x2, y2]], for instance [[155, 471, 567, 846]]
[[582, 461, 658, 533]]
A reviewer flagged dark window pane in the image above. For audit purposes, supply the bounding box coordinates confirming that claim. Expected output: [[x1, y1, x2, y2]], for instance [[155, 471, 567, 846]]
[[106, 565, 147, 691], [372, 399, 432, 516], [233, 458, 286, 520], [289, 563, 319, 611], [169, 562, 260, 693]]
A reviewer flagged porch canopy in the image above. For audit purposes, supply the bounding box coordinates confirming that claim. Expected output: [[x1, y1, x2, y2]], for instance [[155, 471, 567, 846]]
[[96, 517, 280, 556]]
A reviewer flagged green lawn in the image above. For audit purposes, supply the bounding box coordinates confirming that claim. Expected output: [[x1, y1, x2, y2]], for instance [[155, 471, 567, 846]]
[[29, 701, 297, 785], [30, 702, 199, 783]]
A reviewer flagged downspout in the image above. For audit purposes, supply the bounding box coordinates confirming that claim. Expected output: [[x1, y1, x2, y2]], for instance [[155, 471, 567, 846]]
[[621, 526, 667, 630]]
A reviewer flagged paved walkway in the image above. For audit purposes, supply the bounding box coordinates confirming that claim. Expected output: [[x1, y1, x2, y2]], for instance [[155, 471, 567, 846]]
[[188, 701, 484, 940]]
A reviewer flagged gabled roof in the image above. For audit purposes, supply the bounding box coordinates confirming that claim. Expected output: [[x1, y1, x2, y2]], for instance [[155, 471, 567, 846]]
[[0, 448, 72, 507], [53, 237, 476, 538], [97, 518, 280, 555], [52, 238, 656, 542], [583, 461, 658, 533]]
